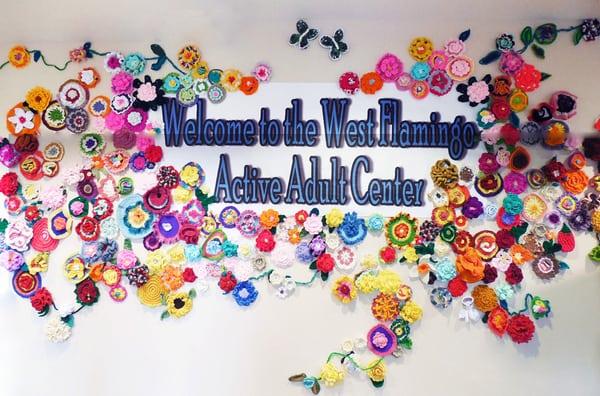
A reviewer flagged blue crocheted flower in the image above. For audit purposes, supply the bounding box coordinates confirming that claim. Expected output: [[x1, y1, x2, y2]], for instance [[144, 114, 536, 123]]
[[435, 257, 457, 281], [184, 244, 202, 262], [410, 62, 431, 81], [222, 240, 239, 257], [503, 193, 524, 215], [295, 242, 313, 263], [337, 212, 367, 246], [232, 281, 258, 307], [366, 214, 384, 233], [122, 53, 146, 76]]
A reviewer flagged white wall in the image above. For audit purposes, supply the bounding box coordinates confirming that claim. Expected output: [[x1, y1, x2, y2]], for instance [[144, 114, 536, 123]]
[[0, 1, 599, 395]]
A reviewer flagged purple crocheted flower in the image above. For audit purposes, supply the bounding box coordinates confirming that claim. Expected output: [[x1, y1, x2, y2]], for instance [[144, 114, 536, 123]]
[[309, 235, 327, 257], [503, 171, 527, 194], [462, 197, 484, 219]]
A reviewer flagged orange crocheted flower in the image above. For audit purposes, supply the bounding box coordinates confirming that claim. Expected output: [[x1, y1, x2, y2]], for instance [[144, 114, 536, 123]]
[[89, 263, 105, 282], [472, 285, 499, 312], [25, 86, 53, 113], [161, 265, 184, 291], [371, 292, 400, 322], [240, 76, 259, 95], [8, 45, 30, 68], [455, 247, 484, 283], [509, 244, 534, 265], [259, 209, 280, 229], [288, 228, 301, 244], [360, 72, 383, 94], [562, 170, 589, 195]]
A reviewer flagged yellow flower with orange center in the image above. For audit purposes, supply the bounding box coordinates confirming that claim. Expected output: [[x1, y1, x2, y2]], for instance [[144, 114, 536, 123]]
[[8, 45, 30, 68]]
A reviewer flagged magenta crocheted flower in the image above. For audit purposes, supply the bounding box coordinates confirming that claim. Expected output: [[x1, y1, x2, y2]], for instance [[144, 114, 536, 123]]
[[375, 53, 403, 82]]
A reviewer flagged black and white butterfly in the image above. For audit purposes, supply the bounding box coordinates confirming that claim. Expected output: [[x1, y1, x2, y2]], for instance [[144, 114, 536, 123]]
[[320, 29, 348, 61], [289, 19, 319, 50]]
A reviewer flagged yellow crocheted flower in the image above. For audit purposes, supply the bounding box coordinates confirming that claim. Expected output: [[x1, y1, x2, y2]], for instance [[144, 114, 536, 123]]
[[180, 164, 200, 187], [166, 292, 193, 318], [29, 252, 49, 275], [172, 186, 193, 203], [325, 208, 345, 228], [177, 45, 201, 70], [377, 269, 402, 294], [222, 69, 242, 92], [402, 246, 418, 263], [409, 37, 433, 61], [400, 300, 423, 323], [137, 275, 167, 307], [355, 272, 378, 294], [146, 251, 168, 275], [361, 254, 378, 269], [167, 244, 185, 264], [8, 45, 30, 68], [366, 359, 386, 383], [25, 86, 53, 112], [332, 276, 357, 303], [191, 60, 209, 79], [319, 363, 345, 387], [371, 292, 400, 321], [591, 209, 600, 233]]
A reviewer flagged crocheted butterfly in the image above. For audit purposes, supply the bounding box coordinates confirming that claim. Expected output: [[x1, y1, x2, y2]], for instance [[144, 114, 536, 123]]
[[320, 29, 348, 60], [289, 19, 319, 49]]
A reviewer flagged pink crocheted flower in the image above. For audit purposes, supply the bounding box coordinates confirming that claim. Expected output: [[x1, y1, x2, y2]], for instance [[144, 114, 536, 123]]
[[478, 153, 500, 174], [111, 71, 134, 94], [444, 39, 465, 56], [466, 80, 490, 103], [499, 51, 524, 75], [375, 53, 403, 82], [504, 171, 528, 194]]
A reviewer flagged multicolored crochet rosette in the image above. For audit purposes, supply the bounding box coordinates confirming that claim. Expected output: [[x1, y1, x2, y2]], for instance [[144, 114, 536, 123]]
[[1, 19, 600, 394]]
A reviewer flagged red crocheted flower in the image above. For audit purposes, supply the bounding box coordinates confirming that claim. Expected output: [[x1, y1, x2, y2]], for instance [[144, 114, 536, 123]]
[[182, 267, 197, 283], [542, 159, 567, 182], [316, 253, 335, 273], [218, 271, 237, 293], [75, 278, 99, 306], [379, 246, 396, 264], [496, 229, 515, 249], [514, 64, 541, 92], [448, 277, 468, 297], [491, 98, 511, 120], [255, 229, 275, 252], [504, 263, 523, 285], [0, 172, 19, 196], [501, 124, 520, 146], [488, 306, 510, 337], [144, 145, 163, 163], [506, 314, 535, 343], [294, 210, 309, 225], [30, 287, 53, 312]]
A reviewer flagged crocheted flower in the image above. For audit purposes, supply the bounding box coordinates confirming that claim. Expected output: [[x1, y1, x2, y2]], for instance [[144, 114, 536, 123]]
[[496, 33, 515, 51], [122, 53, 146, 75], [435, 257, 457, 281], [75, 278, 99, 306], [25, 86, 52, 112], [409, 37, 433, 61], [515, 64, 541, 92], [498, 51, 524, 75], [303, 214, 323, 235], [375, 53, 403, 82], [505, 262, 524, 284], [132, 75, 166, 111], [316, 253, 335, 273], [503, 194, 524, 215], [400, 300, 422, 323], [410, 62, 431, 81], [45, 317, 72, 343], [444, 39, 465, 56], [503, 171, 527, 194], [177, 45, 201, 70], [337, 212, 367, 245], [339, 72, 360, 95], [8, 45, 30, 68], [166, 292, 193, 317], [253, 63, 272, 82], [462, 197, 484, 219], [332, 276, 357, 303], [360, 72, 383, 94], [456, 247, 484, 283], [319, 363, 345, 387], [371, 292, 400, 321], [506, 314, 535, 344], [472, 285, 498, 312], [582, 18, 600, 41], [231, 280, 258, 307]]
